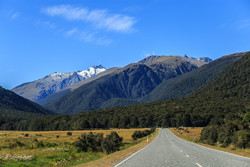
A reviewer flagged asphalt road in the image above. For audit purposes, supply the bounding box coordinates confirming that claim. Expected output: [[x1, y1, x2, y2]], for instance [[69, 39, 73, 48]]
[[114, 129, 250, 167]]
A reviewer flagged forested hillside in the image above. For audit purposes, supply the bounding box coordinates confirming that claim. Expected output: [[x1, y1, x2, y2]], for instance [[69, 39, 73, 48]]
[[0, 87, 53, 129], [99, 52, 245, 108], [45, 56, 203, 114], [6, 52, 249, 134]]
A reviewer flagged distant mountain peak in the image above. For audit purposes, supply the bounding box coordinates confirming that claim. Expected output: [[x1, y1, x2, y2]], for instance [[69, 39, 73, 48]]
[[12, 65, 106, 102], [140, 54, 213, 64], [139, 55, 161, 63]]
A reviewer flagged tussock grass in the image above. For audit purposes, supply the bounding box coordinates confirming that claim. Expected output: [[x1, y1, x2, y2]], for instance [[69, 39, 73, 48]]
[[0, 128, 150, 166]]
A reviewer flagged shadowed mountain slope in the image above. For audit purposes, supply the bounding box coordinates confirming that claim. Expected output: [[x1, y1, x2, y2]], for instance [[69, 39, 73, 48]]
[[98, 52, 246, 109], [46, 55, 207, 114], [0, 86, 53, 129], [12, 51, 250, 131]]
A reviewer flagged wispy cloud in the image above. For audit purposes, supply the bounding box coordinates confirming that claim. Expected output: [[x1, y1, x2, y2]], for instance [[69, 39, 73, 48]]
[[65, 28, 78, 37], [237, 19, 250, 30], [36, 20, 56, 29], [122, 6, 142, 13], [7, 10, 19, 20], [64, 28, 112, 45], [144, 51, 156, 57], [41, 5, 136, 33]]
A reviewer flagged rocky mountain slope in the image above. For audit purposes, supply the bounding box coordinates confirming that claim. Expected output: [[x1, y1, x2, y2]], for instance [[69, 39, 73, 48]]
[[45, 55, 209, 114], [12, 65, 106, 103], [38, 67, 121, 105]]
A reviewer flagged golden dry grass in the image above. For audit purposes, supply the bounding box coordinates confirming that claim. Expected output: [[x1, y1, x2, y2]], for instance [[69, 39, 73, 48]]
[[170, 127, 202, 140], [169, 127, 250, 158], [0, 128, 149, 145], [0, 128, 150, 158]]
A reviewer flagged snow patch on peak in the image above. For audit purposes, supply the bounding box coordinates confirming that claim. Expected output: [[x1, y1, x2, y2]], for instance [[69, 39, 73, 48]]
[[77, 65, 106, 78]]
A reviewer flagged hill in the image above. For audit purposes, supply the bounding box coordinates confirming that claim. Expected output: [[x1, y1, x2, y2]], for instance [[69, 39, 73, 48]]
[[0, 86, 53, 129]]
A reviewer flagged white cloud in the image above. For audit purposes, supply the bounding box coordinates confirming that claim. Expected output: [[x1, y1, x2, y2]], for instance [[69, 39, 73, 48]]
[[237, 19, 250, 30], [7, 10, 19, 20], [64, 29, 112, 45], [65, 28, 78, 37], [144, 51, 156, 57], [37, 20, 56, 29], [41, 5, 136, 32]]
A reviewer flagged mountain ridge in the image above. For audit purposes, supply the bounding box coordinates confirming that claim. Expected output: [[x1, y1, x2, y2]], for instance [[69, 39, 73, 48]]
[[45, 55, 209, 114], [12, 65, 106, 103]]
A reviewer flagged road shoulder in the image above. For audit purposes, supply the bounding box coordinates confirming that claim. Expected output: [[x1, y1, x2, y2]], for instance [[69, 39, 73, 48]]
[[76, 129, 160, 167]]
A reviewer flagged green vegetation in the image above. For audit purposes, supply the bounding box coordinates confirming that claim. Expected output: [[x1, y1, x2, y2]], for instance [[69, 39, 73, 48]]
[[0, 129, 151, 166], [0, 52, 249, 154], [67, 132, 72, 136], [141, 52, 244, 102], [0, 86, 53, 130], [5, 52, 248, 150], [45, 56, 200, 114], [132, 128, 155, 140], [74, 131, 123, 154]]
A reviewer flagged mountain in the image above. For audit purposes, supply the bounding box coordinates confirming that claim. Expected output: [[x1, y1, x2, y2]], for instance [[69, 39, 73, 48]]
[[38, 67, 121, 106], [0, 86, 53, 129], [16, 51, 250, 131], [84, 52, 245, 109], [140, 52, 245, 102], [12, 65, 106, 103], [45, 55, 209, 114], [139, 55, 212, 64]]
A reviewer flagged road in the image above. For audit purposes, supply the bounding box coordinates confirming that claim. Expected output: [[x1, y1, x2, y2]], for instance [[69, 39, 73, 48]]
[[114, 129, 250, 167]]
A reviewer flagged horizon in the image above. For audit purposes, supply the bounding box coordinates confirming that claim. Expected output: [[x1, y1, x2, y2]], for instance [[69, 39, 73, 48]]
[[1, 0, 250, 89]]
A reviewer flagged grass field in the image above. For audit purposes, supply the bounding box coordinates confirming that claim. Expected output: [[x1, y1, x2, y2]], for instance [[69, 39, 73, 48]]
[[170, 127, 250, 158], [0, 128, 154, 167]]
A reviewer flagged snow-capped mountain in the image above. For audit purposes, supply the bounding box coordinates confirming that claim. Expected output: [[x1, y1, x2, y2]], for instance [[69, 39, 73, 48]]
[[12, 65, 106, 103]]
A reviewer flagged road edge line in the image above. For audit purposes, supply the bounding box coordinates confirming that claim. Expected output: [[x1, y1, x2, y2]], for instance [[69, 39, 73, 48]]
[[113, 129, 161, 167], [168, 129, 250, 160]]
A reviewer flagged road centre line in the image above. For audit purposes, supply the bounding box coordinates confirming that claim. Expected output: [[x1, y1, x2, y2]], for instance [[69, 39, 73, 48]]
[[185, 155, 189, 157], [196, 162, 202, 167]]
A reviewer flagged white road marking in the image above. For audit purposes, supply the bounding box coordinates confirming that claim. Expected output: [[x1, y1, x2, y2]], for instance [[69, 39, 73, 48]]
[[196, 163, 202, 167], [114, 130, 161, 167], [185, 155, 189, 157], [180, 150, 183, 152], [114, 144, 150, 167]]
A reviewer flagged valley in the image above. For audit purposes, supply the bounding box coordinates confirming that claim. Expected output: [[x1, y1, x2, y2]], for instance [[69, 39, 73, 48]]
[[0, 128, 157, 166], [1, 1, 250, 166]]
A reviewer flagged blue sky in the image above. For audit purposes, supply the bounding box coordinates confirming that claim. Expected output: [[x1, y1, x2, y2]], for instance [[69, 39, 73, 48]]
[[1, 0, 250, 89]]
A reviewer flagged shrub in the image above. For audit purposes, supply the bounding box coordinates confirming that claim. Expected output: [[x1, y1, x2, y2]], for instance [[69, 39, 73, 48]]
[[132, 128, 155, 140], [67, 132, 72, 136], [74, 131, 122, 154], [200, 126, 218, 145], [24, 133, 29, 137], [74, 133, 88, 152], [102, 131, 123, 154], [234, 130, 250, 149]]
